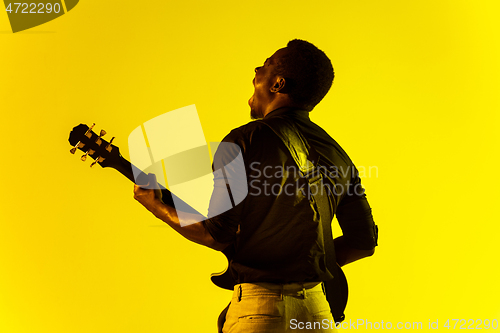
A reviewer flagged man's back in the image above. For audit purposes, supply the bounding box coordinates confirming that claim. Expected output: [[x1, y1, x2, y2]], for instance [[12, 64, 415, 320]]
[[204, 107, 377, 285]]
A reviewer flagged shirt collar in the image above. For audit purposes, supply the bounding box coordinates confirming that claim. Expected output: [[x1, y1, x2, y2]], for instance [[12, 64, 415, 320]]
[[264, 107, 310, 120]]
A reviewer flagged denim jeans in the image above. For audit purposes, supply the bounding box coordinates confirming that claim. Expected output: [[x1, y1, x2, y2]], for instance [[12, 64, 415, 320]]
[[222, 282, 338, 332]]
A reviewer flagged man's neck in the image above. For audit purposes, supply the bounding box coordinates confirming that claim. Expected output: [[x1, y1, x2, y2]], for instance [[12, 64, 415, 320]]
[[261, 98, 297, 118], [263, 106, 303, 119]]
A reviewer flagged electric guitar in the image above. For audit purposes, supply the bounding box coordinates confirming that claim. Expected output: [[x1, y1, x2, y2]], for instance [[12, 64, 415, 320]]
[[68, 123, 348, 323]]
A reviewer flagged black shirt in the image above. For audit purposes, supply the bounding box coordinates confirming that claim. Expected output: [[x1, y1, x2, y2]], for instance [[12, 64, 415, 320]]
[[203, 107, 378, 284]]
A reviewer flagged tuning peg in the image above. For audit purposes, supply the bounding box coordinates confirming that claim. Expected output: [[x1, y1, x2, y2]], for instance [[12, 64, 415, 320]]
[[70, 141, 85, 154], [105, 137, 115, 152], [85, 123, 96, 139], [95, 129, 107, 146], [81, 149, 95, 161], [90, 156, 105, 168]]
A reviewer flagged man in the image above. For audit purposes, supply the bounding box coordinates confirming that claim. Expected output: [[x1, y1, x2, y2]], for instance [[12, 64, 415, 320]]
[[134, 39, 378, 332]]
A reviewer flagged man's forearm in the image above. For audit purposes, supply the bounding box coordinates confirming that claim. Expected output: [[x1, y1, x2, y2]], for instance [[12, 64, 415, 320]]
[[334, 236, 375, 267], [133, 181, 227, 251], [149, 200, 227, 251]]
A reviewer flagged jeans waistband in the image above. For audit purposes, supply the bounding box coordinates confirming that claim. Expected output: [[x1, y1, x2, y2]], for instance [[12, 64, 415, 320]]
[[232, 282, 323, 301]]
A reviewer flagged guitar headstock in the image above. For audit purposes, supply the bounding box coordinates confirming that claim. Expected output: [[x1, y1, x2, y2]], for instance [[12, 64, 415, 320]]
[[68, 123, 122, 169]]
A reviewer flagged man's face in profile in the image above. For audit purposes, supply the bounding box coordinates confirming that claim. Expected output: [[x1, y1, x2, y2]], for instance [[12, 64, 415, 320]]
[[249, 48, 288, 119]]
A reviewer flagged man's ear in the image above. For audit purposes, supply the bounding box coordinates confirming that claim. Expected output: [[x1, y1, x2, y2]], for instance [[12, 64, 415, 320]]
[[270, 77, 286, 93]]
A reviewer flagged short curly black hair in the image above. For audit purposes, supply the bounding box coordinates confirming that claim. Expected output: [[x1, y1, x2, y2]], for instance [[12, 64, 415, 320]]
[[274, 39, 334, 111]]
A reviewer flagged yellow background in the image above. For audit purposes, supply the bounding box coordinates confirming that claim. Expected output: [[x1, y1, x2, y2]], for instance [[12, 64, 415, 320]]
[[1, 0, 499, 332]]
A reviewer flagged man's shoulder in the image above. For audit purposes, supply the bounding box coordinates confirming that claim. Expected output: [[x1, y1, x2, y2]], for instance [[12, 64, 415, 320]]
[[222, 120, 278, 145]]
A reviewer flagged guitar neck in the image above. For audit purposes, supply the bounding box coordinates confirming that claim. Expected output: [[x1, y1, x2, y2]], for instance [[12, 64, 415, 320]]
[[115, 155, 202, 215], [68, 123, 202, 215]]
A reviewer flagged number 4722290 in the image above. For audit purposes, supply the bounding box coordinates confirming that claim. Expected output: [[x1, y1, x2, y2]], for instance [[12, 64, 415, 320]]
[[5, 3, 61, 14], [444, 319, 499, 329]]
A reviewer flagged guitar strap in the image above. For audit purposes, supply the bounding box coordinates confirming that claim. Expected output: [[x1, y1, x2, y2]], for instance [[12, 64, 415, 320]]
[[258, 117, 347, 324]]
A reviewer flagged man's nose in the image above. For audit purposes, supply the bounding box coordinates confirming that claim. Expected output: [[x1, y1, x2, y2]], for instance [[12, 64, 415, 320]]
[[255, 66, 262, 72]]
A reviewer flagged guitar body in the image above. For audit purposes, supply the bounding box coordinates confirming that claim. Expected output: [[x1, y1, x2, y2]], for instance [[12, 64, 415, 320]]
[[69, 123, 348, 324], [210, 245, 236, 290]]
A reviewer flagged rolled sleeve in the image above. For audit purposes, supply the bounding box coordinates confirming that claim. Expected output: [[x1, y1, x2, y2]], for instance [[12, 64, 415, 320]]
[[336, 193, 378, 250], [203, 130, 248, 244]]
